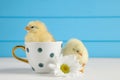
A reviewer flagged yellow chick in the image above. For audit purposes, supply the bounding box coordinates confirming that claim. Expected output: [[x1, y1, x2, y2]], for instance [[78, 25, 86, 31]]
[[62, 38, 88, 73], [25, 21, 55, 42]]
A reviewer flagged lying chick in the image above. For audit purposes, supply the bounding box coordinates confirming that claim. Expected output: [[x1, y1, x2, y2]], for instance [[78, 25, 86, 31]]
[[25, 21, 55, 42], [62, 38, 88, 73]]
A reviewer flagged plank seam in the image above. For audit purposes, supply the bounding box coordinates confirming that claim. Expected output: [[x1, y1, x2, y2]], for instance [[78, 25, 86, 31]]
[[0, 40, 120, 42], [0, 16, 120, 19]]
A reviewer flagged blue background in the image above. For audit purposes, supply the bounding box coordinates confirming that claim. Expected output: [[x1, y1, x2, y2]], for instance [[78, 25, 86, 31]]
[[0, 0, 120, 58]]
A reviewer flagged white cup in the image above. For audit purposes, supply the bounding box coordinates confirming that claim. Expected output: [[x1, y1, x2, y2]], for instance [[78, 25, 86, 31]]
[[12, 41, 62, 73]]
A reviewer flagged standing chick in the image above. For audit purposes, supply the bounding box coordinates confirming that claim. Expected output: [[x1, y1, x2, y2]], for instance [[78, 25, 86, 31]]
[[25, 21, 55, 42], [62, 38, 88, 73]]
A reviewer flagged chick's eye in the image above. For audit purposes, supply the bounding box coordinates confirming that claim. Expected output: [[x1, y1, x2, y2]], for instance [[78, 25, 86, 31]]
[[31, 26, 34, 28], [76, 50, 79, 53]]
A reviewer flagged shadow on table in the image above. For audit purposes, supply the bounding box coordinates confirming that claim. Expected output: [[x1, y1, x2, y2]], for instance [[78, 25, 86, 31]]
[[0, 68, 33, 74], [0, 68, 61, 77]]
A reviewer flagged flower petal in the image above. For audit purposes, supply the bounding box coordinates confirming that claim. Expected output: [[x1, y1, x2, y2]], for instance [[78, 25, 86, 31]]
[[54, 54, 82, 77]]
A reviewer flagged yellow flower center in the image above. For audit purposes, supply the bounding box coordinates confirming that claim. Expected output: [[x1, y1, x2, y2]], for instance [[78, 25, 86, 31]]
[[60, 64, 70, 74]]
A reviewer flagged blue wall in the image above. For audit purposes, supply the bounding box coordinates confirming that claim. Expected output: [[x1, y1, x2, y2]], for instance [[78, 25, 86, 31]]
[[0, 0, 120, 58]]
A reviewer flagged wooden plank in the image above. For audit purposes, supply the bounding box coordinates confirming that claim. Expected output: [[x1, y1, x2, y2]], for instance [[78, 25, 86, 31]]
[[0, 0, 120, 16], [0, 41, 120, 58], [0, 18, 120, 40]]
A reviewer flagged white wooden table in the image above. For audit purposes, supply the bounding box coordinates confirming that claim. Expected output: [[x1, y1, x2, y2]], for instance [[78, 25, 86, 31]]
[[0, 58, 120, 80]]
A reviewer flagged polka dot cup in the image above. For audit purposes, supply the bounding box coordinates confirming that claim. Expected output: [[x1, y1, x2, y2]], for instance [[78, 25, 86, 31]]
[[12, 42, 62, 73]]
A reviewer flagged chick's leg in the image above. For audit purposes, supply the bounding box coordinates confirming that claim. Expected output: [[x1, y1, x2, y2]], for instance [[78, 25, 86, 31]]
[[80, 63, 86, 73]]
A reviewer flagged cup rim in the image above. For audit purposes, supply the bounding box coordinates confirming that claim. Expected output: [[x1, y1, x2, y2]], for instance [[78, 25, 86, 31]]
[[25, 41, 63, 44]]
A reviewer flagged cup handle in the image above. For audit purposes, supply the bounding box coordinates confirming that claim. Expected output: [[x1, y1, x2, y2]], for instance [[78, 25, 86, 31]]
[[12, 45, 28, 63]]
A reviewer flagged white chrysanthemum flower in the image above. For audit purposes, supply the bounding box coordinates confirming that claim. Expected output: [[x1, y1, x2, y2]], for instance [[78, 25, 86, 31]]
[[54, 55, 81, 77]]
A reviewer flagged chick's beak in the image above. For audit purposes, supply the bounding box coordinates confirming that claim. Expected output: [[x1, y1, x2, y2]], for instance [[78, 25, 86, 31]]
[[79, 53, 82, 56], [25, 26, 30, 30]]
